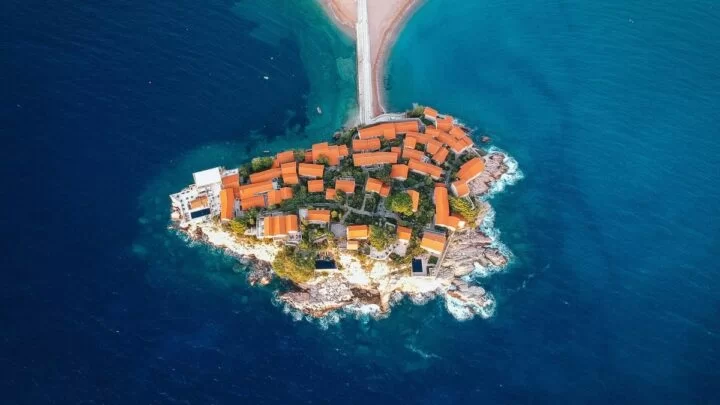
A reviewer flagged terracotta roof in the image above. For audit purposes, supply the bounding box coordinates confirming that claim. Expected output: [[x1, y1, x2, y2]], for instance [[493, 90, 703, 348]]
[[432, 147, 450, 165], [220, 188, 235, 220], [298, 163, 324, 178], [397, 226, 412, 242], [306, 209, 331, 223], [390, 164, 409, 180], [221, 173, 240, 196], [420, 232, 447, 255], [424, 106, 438, 119], [365, 178, 383, 194], [267, 187, 294, 206], [325, 188, 337, 200], [335, 178, 356, 194], [352, 138, 381, 152], [189, 196, 208, 210], [274, 150, 296, 167], [436, 115, 454, 131], [407, 190, 420, 212], [308, 179, 324, 193], [311, 142, 346, 166], [451, 180, 470, 198], [393, 121, 420, 134], [404, 136, 417, 149], [456, 157, 486, 181], [263, 215, 299, 237], [358, 123, 397, 140], [380, 183, 391, 198], [240, 195, 266, 210], [402, 147, 425, 161], [408, 159, 443, 179], [249, 167, 281, 183], [238, 180, 274, 200], [347, 224, 369, 240], [353, 151, 399, 167]]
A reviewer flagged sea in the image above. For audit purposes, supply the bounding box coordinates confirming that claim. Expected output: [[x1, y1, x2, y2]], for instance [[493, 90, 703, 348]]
[[2, 0, 719, 403]]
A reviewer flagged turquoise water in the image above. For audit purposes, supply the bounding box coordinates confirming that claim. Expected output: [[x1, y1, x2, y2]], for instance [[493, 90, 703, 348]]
[[4, 0, 720, 402]]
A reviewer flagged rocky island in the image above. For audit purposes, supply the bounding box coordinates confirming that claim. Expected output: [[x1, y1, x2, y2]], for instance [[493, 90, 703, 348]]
[[170, 106, 520, 321]]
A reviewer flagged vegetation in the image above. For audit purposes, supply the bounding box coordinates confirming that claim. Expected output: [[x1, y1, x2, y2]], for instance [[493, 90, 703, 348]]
[[251, 156, 274, 172], [369, 225, 396, 251], [385, 192, 414, 216], [272, 247, 315, 284], [449, 196, 481, 224]]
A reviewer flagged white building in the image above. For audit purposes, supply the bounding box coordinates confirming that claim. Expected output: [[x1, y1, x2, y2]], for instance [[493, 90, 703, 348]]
[[170, 167, 236, 224]]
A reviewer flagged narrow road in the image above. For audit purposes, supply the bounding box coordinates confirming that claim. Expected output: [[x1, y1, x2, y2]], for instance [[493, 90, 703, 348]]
[[356, 0, 374, 124]]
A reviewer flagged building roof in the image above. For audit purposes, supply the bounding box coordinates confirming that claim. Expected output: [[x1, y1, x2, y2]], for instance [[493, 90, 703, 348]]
[[424, 106, 438, 119], [306, 209, 331, 223], [404, 136, 417, 149], [325, 188, 337, 200], [408, 159, 443, 179], [298, 163, 324, 178], [394, 120, 420, 134], [436, 115, 454, 131], [365, 177, 383, 194], [221, 173, 241, 196], [240, 195, 266, 210], [274, 150, 296, 167], [420, 232, 447, 254], [432, 146, 450, 165], [263, 215, 299, 237], [397, 226, 412, 242], [220, 188, 235, 220], [407, 190, 420, 212], [308, 179, 324, 193], [347, 224, 370, 239], [238, 180, 274, 200], [358, 122, 397, 140], [402, 147, 425, 161], [352, 138, 381, 152], [335, 178, 356, 194], [189, 196, 209, 209], [193, 167, 222, 187], [390, 164, 409, 180], [353, 151, 399, 167], [249, 167, 281, 183], [266, 187, 293, 206], [456, 157, 486, 182], [451, 180, 470, 198]]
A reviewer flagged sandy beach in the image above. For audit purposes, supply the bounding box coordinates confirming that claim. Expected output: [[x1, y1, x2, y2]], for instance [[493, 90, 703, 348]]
[[319, 0, 423, 115]]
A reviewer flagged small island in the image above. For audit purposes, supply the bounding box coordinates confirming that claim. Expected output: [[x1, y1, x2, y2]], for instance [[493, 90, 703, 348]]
[[170, 106, 519, 321]]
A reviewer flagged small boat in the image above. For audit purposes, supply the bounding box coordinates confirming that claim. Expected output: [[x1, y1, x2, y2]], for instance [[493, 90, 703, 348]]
[[316, 106, 323, 114]]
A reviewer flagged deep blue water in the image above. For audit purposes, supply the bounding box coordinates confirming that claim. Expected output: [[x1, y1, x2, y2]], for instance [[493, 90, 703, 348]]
[[2, 0, 719, 403]]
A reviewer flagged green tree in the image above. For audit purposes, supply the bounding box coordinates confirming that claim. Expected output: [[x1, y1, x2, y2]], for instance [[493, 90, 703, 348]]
[[385, 192, 414, 216], [369, 225, 396, 251], [251, 156, 274, 172], [449, 196, 480, 224]]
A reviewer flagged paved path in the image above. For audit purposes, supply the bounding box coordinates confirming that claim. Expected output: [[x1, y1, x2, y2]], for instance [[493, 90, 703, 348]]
[[356, 0, 373, 124]]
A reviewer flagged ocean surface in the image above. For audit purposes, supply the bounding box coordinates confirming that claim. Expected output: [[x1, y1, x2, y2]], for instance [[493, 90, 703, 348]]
[[2, 0, 719, 403]]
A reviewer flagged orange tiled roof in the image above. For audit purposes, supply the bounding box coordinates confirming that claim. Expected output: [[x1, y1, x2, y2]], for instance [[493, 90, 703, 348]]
[[436, 115, 454, 131], [457, 157, 486, 181], [365, 178, 383, 194], [397, 226, 412, 242], [249, 167, 281, 183], [306, 209, 331, 223], [358, 123, 397, 140], [308, 179, 324, 193], [325, 188, 337, 200], [241, 195, 266, 210], [424, 106, 438, 119], [390, 164, 409, 180], [432, 147, 450, 165], [451, 180, 470, 198], [380, 183, 391, 198], [263, 215, 299, 237], [402, 147, 425, 161], [352, 138, 381, 152], [298, 163, 324, 178], [394, 121, 420, 134], [221, 173, 240, 196], [353, 151, 399, 167], [220, 188, 235, 220], [420, 232, 446, 254], [407, 190, 420, 212], [274, 150, 296, 167], [238, 180, 274, 200], [408, 159, 443, 179], [347, 224, 369, 240], [335, 178, 356, 194], [190, 196, 208, 210]]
